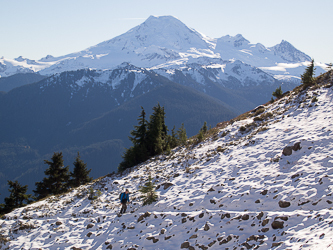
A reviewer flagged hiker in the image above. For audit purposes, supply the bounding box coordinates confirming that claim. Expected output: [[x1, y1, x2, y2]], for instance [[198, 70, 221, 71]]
[[119, 189, 130, 214]]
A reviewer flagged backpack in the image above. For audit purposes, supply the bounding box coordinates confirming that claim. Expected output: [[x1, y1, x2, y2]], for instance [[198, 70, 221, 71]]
[[119, 192, 124, 200]]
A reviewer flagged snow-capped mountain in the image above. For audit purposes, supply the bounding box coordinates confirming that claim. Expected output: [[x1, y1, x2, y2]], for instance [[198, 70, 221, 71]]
[[1, 72, 332, 249], [0, 15, 326, 81]]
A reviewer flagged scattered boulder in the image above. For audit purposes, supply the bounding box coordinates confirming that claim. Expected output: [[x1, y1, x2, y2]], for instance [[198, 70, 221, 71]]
[[257, 212, 264, 220], [293, 142, 301, 151], [260, 190, 268, 195], [160, 228, 166, 234], [279, 200, 291, 208], [221, 213, 230, 219], [208, 241, 216, 247], [204, 223, 210, 231], [282, 146, 293, 156], [106, 244, 113, 249], [165, 236, 172, 240], [182, 218, 187, 223], [181, 241, 190, 249], [153, 238, 159, 243], [55, 221, 62, 226], [291, 173, 300, 179], [127, 226, 135, 229], [137, 212, 151, 222], [162, 182, 174, 190], [283, 142, 302, 156], [208, 187, 215, 192], [275, 216, 288, 221], [242, 242, 254, 250], [87, 232, 93, 237], [86, 223, 94, 229], [247, 235, 264, 241], [271, 221, 284, 229], [242, 214, 250, 220], [219, 235, 233, 245], [189, 234, 198, 239], [261, 228, 269, 232], [271, 242, 283, 247], [255, 199, 260, 203], [262, 219, 269, 226]]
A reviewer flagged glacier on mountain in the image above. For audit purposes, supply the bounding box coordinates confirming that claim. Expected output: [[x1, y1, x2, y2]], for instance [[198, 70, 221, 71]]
[[0, 15, 327, 82]]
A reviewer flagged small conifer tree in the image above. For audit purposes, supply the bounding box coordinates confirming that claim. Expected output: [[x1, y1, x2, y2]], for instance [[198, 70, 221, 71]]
[[2, 180, 32, 213], [139, 175, 158, 206], [34, 152, 69, 200], [169, 126, 178, 149], [301, 59, 315, 87], [201, 121, 208, 134], [272, 86, 283, 99], [69, 152, 92, 188], [197, 129, 204, 143], [177, 123, 187, 146]]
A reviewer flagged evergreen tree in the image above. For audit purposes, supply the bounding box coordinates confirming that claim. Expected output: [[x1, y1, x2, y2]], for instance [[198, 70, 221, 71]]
[[197, 129, 204, 143], [139, 175, 158, 206], [118, 146, 136, 172], [34, 152, 69, 200], [177, 123, 187, 146], [272, 86, 283, 99], [201, 121, 208, 134], [2, 180, 32, 214], [169, 126, 178, 149], [301, 59, 316, 87], [69, 152, 93, 188], [146, 103, 168, 156], [118, 104, 170, 172], [129, 107, 148, 148], [119, 107, 149, 172]]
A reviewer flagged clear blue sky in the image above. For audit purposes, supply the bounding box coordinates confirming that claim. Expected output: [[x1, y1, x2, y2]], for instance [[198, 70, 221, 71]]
[[1, 0, 332, 63]]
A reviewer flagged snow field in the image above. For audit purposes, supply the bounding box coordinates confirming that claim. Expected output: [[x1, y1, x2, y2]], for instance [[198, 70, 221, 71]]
[[1, 84, 333, 249]]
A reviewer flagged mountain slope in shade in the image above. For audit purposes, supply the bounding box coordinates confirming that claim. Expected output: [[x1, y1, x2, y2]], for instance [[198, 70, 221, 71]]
[[1, 73, 332, 250], [65, 80, 237, 147], [0, 73, 46, 92], [0, 67, 238, 203]]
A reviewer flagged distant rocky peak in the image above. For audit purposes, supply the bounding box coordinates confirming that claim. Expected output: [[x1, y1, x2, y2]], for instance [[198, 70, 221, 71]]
[[217, 34, 250, 48], [14, 56, 26, 62], [270, 40, 311, 63]]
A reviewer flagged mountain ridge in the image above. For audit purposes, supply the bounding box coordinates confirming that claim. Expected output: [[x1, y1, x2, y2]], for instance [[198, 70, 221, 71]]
[[0, 15, 326, 80]]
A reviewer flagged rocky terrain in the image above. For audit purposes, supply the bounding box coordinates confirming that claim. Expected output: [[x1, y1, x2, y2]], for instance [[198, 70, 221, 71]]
[[0, 73, 332, 249]]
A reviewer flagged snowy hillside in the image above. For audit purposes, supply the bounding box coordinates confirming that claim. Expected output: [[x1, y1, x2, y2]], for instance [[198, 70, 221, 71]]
[[0, 16, 327, 81], [1, 74, 332, 249]]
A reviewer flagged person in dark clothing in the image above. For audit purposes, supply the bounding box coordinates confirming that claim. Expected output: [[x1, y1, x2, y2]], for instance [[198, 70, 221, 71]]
[[119, 189, 130, 214]]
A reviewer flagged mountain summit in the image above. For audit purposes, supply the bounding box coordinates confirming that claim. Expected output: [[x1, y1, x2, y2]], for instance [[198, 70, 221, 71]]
[[0, 15, 325, 79]]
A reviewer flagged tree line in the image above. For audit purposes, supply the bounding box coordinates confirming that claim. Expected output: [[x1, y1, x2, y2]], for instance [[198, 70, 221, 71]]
[[118, 103, 188, 171], [0, 103, 209, 215], [0, 152, 92, 215]]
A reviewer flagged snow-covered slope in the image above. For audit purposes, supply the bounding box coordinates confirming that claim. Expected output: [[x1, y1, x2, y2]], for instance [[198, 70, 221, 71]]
[[0, 56, 53, 77], [1, 76, 333, 249], [0, 15, 327, 81]]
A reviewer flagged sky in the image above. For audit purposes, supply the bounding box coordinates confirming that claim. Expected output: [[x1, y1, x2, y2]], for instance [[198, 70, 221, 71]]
[[1, 0, 332, 64]]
